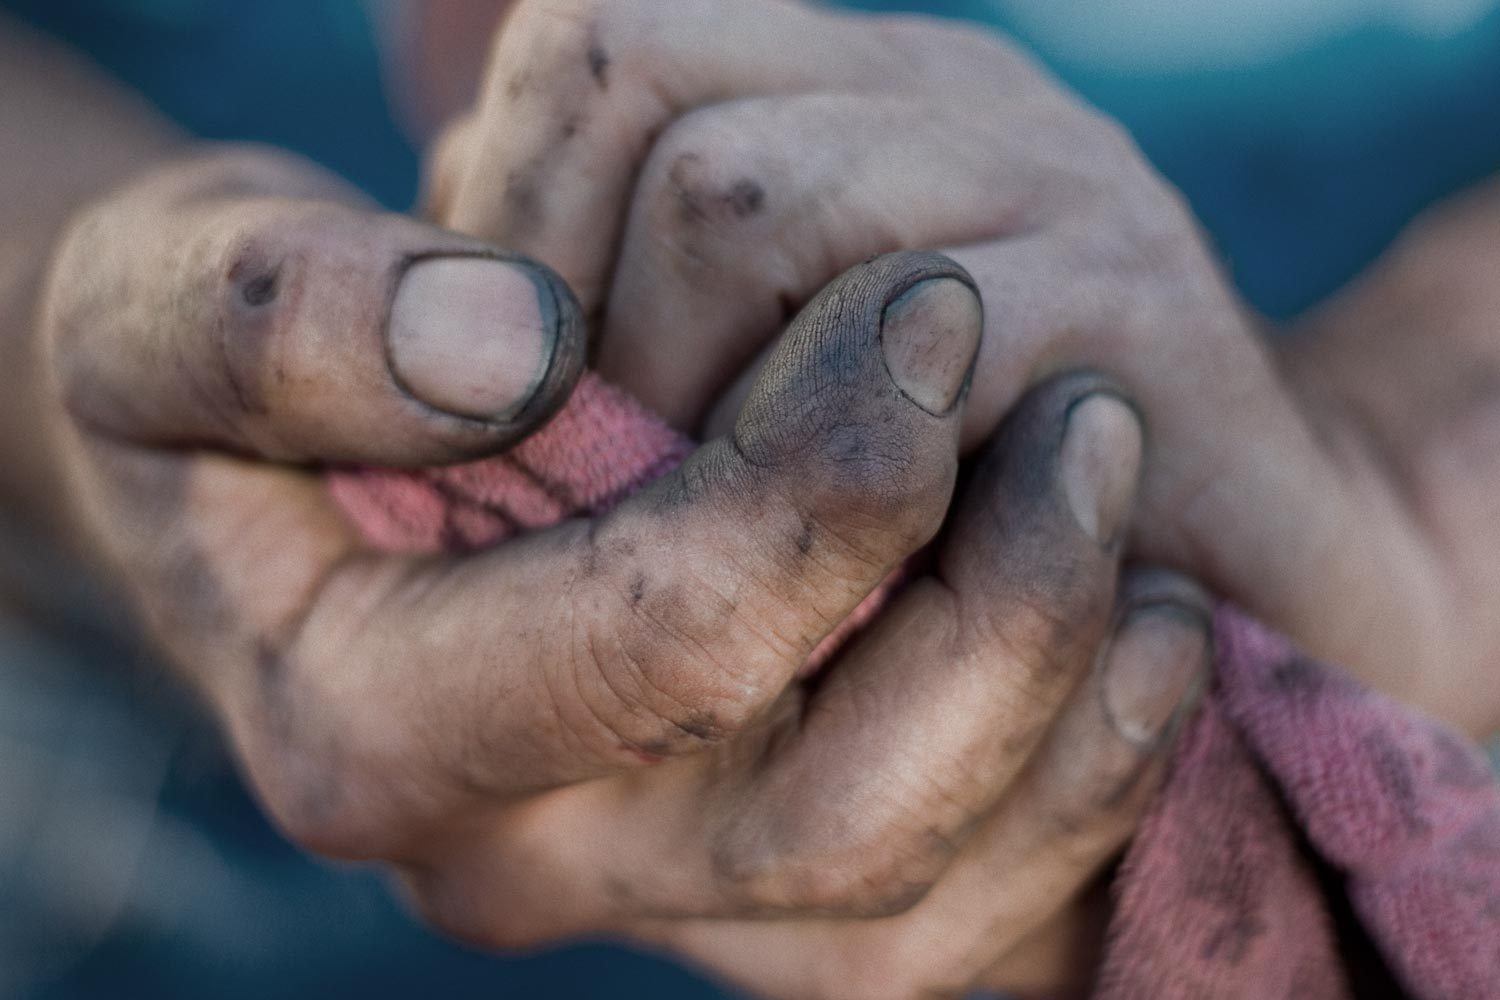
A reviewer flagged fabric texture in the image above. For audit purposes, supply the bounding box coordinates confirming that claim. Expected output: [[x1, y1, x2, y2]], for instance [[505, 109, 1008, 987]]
[[326, 373, 1500, 999]]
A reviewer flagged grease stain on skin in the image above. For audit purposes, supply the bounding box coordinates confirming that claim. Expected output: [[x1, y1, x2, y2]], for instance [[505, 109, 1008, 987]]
[[505, 68, 531, 101], [670, 710, 726, 744], [726, 178, 765, 218], [668, 153, 711, 225], [796, 520, 815, 556], [239, 268, 280, 307], [587, 43, 610, 88], [255, 640, 287, 684], [502, 166, 544, 239], [665, 155, 769, 227]]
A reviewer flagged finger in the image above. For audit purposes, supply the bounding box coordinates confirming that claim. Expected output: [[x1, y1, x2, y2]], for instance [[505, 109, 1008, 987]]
[[603, 92, 1098, 428], [447, 0, 886, 306], [943, 239, 1450, 705], [703, 374, 1144, 918], [706, 192, 1431, 714], [44, 146, 586, 467], [966, 571, 1211, 993], [444, 0, 1041, 311], [700, 236, 1074, 447], [540, 373, 1140, 924], [652, 570, 1211, 1000], [421, 111, 479, 222], [231, 252, 982, 856]]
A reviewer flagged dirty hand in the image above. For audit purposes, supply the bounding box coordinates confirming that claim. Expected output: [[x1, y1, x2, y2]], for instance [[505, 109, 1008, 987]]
[[432, 0, 1493, 735]]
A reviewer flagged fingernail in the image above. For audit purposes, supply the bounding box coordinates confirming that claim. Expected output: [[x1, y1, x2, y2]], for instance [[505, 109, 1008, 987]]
[[1059, 393, 1143, 547], [1102, 601, 1211, 749], [880, 277, 983, 415], [388, 257, 558, 421]]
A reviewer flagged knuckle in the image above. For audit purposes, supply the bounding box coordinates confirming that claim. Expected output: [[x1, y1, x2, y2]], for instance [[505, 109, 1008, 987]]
[[1052, 753, 1155, 843], [639, 110, 778, 271], [981, 588, 1103, 691], [580, 635, 759, 760], [564, 530, 781, 761], [499, 0, 641, 90], [198, 214, 299, 425]]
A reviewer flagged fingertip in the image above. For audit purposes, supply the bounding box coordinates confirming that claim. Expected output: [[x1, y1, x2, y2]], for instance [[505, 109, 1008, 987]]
[[952, 373, 1143, 589], [1101, 569, 1213, 750]]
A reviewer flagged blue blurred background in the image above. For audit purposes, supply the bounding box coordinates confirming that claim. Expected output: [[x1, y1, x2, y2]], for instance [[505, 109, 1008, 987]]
[[1, 1, 1497, 997]]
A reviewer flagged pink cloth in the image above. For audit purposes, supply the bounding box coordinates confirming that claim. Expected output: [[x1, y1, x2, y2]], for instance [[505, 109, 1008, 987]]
[[1100, 609, 1500, 999], [327, 374, 1500, 998]]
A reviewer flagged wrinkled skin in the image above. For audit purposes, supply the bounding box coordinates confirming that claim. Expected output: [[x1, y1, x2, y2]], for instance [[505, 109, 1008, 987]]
[[14, 11, 1210, 997], [7, 2, 1500, 998], [430, 0, 1500, 738]]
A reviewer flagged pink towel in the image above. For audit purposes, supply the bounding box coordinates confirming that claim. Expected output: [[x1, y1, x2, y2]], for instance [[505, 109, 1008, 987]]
[[326, 375, 1500, 998]]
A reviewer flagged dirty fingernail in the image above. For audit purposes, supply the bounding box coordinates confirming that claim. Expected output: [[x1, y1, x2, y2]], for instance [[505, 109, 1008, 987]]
[[1103, 595, 1212, 748], [880, 277, 983, 415], [388, 257, 558, 421], [1059, 393, 1143, 547]]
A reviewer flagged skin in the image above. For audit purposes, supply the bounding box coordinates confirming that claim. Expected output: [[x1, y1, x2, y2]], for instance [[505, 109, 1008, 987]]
[[1, 11, 1206, 999], [2, 2, 1498, 997], [430, 0, 1500, 738]]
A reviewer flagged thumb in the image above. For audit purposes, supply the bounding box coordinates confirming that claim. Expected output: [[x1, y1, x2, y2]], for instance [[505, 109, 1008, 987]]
[[43, 146, 585, 467]]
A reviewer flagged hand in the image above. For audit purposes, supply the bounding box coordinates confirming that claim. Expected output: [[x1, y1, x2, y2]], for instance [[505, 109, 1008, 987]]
[[36, 143, 1208, 996], [1280, 179, 1500, 739], [389, 359, 1212, 1000], [431, 0, 1492, 734], [36, 146, 969, 855]]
